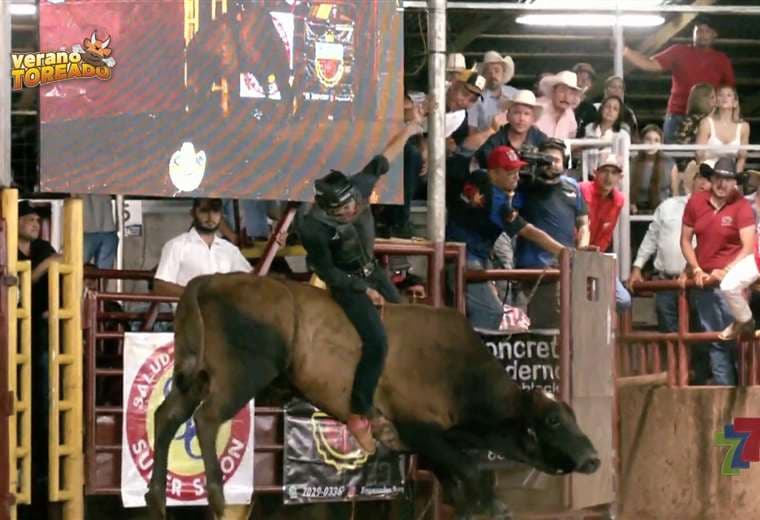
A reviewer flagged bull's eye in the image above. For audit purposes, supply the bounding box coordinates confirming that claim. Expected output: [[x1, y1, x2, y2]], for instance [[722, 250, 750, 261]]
[[546, 416, 561, 429]]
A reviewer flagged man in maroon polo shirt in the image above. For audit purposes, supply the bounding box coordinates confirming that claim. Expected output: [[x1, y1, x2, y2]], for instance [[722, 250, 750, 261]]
[[681, 158, 755, 385], [580, 154, 631, 310]]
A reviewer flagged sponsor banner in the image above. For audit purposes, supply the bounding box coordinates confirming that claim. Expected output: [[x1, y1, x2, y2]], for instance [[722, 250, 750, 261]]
[[283, 399, 405, 505], [480, 330, 560, 395], [121, 333, 254, 507]]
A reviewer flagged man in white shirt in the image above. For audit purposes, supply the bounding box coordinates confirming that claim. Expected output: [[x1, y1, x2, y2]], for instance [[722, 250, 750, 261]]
[[468, 51, 518, 132], [628, 168, 711, 332], [153, 198, 253, 297]]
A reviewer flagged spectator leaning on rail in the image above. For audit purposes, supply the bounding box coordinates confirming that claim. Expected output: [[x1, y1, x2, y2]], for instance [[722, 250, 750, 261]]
[[579, 154, 632, 311], [153, 198, 253, 298], [623, 15, 735, 144], [467, 51, 518, 132], [535, 70, 581, 140], [681, 158, 755, 385], [513, 138, 590, 329], [446, 146, 564, 330], [298, 112, 424, 455]]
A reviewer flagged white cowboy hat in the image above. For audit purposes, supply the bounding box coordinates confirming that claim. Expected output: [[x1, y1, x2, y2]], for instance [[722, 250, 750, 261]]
[[477, 51, 515, 84], [446, 53, 467, 72], [539, 70, 582, 97], [503, 89, 543, 118]]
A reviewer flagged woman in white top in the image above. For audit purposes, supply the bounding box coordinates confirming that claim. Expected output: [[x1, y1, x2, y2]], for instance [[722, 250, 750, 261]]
[[696, 85, 750, 172], [584, 95, 631, 140]]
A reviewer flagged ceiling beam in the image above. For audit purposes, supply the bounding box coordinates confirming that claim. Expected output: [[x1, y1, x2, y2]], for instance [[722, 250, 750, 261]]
[[449, 15, 505, 52]]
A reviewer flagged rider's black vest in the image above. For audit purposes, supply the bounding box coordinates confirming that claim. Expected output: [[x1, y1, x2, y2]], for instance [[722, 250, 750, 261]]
[[308, 201, 376, 274]]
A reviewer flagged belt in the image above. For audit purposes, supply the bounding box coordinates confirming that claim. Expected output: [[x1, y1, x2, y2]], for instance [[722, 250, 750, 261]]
[[653, 272, 681, 280], [346, 260, 377, 278]]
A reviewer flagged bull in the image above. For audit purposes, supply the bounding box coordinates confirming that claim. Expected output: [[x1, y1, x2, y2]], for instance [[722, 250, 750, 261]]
[[145, 274, 600, 519]]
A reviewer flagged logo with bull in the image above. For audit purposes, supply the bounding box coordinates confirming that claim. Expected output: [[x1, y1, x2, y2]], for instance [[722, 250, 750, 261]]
[[309, 411, 368, 472], [11, 31, 116, 91], [715, 418, 760, 476], [125, 341, 251, 502]]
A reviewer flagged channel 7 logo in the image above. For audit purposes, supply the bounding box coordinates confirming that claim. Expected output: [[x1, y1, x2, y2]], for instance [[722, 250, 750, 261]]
[[715, 418, 760, 475]]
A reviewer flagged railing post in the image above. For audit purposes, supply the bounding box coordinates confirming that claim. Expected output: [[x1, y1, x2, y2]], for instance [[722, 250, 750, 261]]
[[559, 248, 572, 403], [677, 286, 690, 387]]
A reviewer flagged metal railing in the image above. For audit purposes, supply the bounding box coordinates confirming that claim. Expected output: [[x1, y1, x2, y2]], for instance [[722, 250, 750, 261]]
[[622, 278, 760, 387], [46, 199, 84, 519]]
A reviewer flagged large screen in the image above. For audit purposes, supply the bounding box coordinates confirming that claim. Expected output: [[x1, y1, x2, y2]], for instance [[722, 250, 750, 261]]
[[39, 0, 404, 202]]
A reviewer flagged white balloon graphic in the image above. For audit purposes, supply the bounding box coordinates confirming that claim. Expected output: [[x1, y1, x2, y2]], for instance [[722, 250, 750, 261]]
[[169, 142, 206, 192]]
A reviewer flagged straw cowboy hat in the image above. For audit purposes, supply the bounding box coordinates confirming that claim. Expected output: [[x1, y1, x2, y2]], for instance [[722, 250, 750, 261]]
[[446, 53, 467, 72], [503, 89, 543, 118], [539, 70, 582, 97], [477, 51, 515, 84]]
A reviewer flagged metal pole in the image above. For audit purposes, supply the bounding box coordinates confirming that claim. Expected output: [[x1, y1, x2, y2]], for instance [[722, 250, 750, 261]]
[[427, 0, 446, 308], [402, 2, 760, 15], [115, 195, 124, 293], [613, 1, 624, 78], [613, 133, 631, 281]]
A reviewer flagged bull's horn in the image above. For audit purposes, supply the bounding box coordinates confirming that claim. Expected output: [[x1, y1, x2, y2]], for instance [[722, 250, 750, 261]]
[[102, 35, 111, 48], [90, 32, 97, 44]]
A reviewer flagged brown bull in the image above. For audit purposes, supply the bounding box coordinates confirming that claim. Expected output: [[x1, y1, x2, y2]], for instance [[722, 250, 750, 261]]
[[145, 274, 599, 519]]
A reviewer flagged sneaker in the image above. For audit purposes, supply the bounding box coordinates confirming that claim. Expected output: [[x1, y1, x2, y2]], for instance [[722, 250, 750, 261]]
[[718, 320, 755, 341], [346, 414, 377, 455]]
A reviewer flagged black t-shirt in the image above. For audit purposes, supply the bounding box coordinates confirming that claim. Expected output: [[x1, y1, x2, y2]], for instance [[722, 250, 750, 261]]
[[18, 239, 57, 322]]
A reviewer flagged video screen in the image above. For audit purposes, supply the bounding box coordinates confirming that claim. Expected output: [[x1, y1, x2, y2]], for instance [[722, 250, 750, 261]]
[[39, 0, 404, 202]]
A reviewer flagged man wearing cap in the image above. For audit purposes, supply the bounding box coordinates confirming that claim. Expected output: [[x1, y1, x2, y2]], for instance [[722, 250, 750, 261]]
[[572, 62, 599, 137], [513, 138, 590, 328], [17, 200, 60, 515], [474, 89, 548, 169], [153, 198, 253, 298], [580, 154, 632, 311], [447, 146, 564, 330], [623, 16, 735, 143], [681, 158, 755, 385], [298, 114, 423, 454], [467, 51, 518, 132], [446, 69, 493, 150], [535, 71, 582, 140]]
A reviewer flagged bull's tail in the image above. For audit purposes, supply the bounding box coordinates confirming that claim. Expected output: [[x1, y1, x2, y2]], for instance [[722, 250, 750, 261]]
[[173, 277, 208, 394]]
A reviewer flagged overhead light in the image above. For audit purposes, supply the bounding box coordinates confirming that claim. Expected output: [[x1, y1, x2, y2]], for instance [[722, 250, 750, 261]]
[[516, 14, 665, 28], [10, 4, 38, 16]]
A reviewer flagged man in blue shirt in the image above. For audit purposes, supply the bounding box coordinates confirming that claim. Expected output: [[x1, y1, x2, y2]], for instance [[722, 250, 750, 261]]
[[447, 146, 564, 330], [512, 139, 590, 328]]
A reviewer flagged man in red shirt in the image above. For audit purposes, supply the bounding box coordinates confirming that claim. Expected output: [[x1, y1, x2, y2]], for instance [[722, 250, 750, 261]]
[[681, 158, 755, 385], [623, 16, 735, 143], [580, 154, 630, 310]]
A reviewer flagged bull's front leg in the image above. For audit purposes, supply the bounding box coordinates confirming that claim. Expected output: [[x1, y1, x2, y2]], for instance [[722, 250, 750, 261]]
[[395, 422, 511, 519]]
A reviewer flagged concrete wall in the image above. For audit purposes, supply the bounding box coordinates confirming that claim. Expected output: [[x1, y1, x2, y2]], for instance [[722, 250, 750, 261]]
[[619, 386, 760, 520]]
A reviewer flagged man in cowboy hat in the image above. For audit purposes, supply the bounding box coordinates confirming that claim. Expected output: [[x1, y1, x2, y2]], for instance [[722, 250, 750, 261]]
[[468, 50, 518, 132], [535, 70, 582, 140], [446, 52, 467, 83], [298, 109, 424, 453], [623, 15, 734, 143], [681, 157, 755, 385], [475, 89, 547, 168]]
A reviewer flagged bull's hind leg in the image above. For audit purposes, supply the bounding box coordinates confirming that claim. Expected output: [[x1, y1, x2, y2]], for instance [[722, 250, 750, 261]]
[[194, 362, 282, 518], [145, 383, 202, 520]]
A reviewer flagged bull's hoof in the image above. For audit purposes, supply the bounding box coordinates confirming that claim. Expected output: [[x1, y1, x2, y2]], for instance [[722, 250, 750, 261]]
[[207, 483, 226, 518], [144, 486, 166, 520], [370, 415, 407, 451]]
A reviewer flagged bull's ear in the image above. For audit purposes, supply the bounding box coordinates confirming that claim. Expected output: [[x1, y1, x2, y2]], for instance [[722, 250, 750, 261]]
[[82, 38, 89, 48]]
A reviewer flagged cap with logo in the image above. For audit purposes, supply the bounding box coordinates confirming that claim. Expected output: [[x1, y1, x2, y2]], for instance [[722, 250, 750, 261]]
[[487, 146, 528, 171], [596, 153, 623, 173], [455, 70, 486, 100]]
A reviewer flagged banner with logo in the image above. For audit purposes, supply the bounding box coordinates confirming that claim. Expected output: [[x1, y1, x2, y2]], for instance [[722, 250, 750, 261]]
[[283, 399, 406, 504], [121, 333, 254, 507], [480, 331, 560, 395]]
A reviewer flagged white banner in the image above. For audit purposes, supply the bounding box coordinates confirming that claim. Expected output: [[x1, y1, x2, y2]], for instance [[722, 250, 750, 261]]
[[121, 333, 254, 507]]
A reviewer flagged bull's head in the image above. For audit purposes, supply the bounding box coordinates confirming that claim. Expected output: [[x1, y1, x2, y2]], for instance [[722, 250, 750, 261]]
[[82, 32, 112, 59], [519, 389, 600, 475]]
